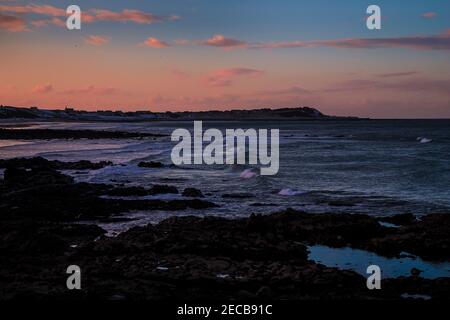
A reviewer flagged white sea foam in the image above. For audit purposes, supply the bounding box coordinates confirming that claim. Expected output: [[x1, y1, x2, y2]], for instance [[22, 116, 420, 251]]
[[400, 293, 431, 300], [240, 168, 257, 179], [418, 137, 432, 143], [278, 188, 303, 196]]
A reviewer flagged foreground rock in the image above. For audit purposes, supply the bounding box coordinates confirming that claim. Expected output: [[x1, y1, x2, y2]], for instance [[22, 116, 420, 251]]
[[1, 210, 449, 300], [367, 213, 450, 260], [242, 210, 450, 261], [378, 212, 416, 226]]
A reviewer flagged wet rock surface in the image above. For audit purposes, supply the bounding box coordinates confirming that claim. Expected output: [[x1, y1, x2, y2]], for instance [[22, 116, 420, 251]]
[[0, 158, 448, 300]]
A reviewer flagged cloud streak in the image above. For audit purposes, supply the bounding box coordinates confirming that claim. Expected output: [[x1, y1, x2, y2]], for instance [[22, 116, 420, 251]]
[[421, 12, 437, 19], [84, 35, 111, 46], [193, 31, 450, 51], [201, 34, 248, 49], [32, 84, 53, 94], [30, 17, 65, 27], [0, 14, 29, 32], [140, 37, 170, 48], [376, 71, 420, 78], [0, 4, 178, 29], [84, 9, 177, 24], [0, 4, 65, 16], [251, 31, 450, 51], [205, 68, 264, 87]]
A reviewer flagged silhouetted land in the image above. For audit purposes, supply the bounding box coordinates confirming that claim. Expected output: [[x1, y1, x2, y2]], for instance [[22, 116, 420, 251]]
[[0, 105, 362, 121]]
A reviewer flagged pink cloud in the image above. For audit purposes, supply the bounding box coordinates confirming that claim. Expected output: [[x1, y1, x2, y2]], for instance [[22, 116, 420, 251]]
[[206, 68, 264, 87], [141, 37, 170, 48], [201, 34, 248, 49], [84, 35, 111, 46], [32, 84, 53, 94], [0, 4, 178, 27], [421, 12, 437, 19], [0, 14, 29, 32], [31, 17, 65, 28], [88, 9, 166, 24], [0, 4, 65, 16]]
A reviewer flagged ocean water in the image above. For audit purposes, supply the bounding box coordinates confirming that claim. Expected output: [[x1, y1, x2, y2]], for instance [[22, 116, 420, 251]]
[[308, 245, 450, 279], [1, 119, 450, 227]]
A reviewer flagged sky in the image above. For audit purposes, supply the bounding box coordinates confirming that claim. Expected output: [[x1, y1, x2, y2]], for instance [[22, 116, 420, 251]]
[[0, 0, 449, 118]]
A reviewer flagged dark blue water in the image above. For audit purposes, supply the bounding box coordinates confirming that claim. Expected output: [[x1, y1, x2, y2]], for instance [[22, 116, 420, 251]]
[[132, 119, 450, 219], [309, 245, 450, 279]]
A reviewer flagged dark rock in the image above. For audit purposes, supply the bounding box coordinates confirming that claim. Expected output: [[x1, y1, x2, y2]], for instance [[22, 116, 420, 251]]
[[106, 185, 179, 196], [0, 156, 111, 170], [410, 268, 423, 277], [182, 188, 204, 198], [244, 209, 387, 248], [149, 184, 179, 195], [249, 203, 277, 207], [107, 186, 149, 197], [378, 213, 416, 226], [0, 220, 105, 255], [256, 286, 273, 299], [328, 200, 356, 207], [1, 205, 449, 300], [367, 213, 450, 260], [138, 161, 163, 168], [0, 164, 214, 221], [222, 193, 254, 199], [4, 166, 74, 186]]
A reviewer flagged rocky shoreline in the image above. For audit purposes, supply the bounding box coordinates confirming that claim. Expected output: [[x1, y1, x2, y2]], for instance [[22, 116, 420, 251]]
[[0, 157, 449, 300]]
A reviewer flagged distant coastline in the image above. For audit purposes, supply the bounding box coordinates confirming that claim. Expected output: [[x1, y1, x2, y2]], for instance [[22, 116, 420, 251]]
[[0, 105, 363, 122]]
